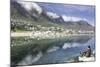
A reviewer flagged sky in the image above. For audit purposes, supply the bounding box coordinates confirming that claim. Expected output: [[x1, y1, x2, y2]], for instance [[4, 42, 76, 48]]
[[37, 2, 95, 26]]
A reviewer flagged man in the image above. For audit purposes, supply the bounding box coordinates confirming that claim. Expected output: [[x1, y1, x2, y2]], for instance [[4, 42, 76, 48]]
[[81, 46, 92, 57], [85, 46, 92, 57]]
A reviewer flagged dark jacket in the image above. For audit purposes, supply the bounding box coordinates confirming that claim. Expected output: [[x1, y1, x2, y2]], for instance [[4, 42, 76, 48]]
[[85, 48, 91, 57]]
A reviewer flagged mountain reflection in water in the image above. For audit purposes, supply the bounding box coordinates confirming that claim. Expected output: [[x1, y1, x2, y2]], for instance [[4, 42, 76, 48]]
[[11, 36, 95, 66]]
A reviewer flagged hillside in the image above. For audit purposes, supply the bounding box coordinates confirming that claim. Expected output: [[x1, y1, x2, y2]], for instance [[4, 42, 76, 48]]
[[11, 1, 94, 33]]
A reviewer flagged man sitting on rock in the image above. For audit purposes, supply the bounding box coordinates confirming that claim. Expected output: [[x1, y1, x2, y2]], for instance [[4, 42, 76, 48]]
[[81, 46, 92, 57]]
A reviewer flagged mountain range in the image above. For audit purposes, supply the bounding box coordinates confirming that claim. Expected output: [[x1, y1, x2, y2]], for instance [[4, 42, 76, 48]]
[[11, 0, 94, 31]]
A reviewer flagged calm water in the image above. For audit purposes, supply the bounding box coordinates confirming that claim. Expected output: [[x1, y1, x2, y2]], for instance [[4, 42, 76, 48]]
[[11, 36, 95, 66], [34, 37, 95, 65]]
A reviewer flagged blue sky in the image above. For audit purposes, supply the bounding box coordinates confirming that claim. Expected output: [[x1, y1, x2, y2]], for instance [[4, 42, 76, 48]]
[[37, 2, 95, 26]]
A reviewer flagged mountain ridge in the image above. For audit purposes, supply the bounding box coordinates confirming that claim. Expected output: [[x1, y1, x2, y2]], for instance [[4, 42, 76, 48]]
[[11, 1, 94, 31]]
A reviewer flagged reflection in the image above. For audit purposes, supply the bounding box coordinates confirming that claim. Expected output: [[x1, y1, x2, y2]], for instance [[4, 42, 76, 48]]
[[62, 37, 94, 49], [47, 46, 60, 53], [18, 51, 43, 65], [11, 36, 95, 65], [62, 43, 80, 49]]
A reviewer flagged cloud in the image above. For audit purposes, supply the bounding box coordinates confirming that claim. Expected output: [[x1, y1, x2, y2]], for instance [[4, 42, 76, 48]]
[[17, 1, 42, 14], [46, 11, 60, 19], [62, 15, 87, 22]]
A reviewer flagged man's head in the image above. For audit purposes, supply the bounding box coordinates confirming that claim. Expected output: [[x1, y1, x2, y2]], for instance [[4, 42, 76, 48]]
[[88, 46, 91, 48]]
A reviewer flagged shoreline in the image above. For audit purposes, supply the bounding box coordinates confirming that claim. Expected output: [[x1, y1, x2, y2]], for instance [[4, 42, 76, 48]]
[[11, 32, 94, 39]]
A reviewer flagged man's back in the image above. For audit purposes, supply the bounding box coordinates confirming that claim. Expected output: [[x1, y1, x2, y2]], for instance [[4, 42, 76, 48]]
[[86, 48, 91, 57]]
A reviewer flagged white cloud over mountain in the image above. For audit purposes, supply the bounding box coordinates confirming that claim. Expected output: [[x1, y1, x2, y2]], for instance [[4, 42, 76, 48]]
[[62, 15, 87, 22], [46, 12, 60, 19], [18, 1, 42, 14]]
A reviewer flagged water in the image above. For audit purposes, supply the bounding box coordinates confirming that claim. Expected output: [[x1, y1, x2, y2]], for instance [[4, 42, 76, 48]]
[[11, 36, 95, 66], [34, 37, 95, 64]]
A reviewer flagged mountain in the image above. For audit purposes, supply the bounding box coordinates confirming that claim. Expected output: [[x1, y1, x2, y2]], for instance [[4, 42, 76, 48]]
[[11, 0, 94, 31], [11, 1, 43, 21]]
